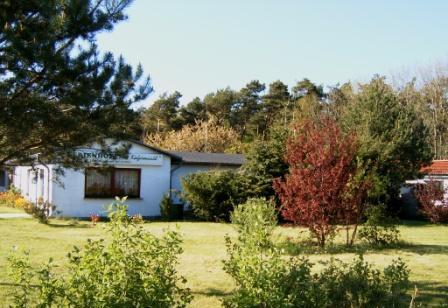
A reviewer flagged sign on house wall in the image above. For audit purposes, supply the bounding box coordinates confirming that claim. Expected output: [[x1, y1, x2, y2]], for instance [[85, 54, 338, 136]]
[[76, 149, 163, 166]]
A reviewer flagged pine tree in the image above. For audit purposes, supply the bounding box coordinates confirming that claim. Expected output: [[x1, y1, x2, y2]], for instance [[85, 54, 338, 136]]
[[0, 0, 151, 167]]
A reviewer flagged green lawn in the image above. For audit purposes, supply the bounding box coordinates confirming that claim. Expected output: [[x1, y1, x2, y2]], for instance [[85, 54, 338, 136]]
[[0, 217, 447, 307], [0, 206, 26, 214]]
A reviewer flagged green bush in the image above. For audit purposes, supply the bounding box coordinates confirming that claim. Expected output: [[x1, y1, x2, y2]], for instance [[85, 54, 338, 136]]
[[160, 193, 173, 220], [23, 198, 55, 224], [7, 197, 192, 307], [230, 198, 277, 249], [358, 204, 401, 246], [315, 256, 410, 307], [181, 170, 246, 221], [223, 199, 411, 307]]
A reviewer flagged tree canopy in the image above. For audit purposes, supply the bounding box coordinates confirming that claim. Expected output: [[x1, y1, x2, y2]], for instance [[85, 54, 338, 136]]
[[0, 0, 151, 168]]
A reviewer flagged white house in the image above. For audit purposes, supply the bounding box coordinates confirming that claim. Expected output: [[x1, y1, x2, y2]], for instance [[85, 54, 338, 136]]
[[12, 140, 244, 218], [400, 160, 448, 217], [0, 169, 8, 192]]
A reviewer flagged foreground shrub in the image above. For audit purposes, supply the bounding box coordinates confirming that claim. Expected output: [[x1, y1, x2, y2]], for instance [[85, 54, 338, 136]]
[[182, 170, 245, 221], [414, 180, 448, 223], [8, 198, 192, 307], [358, 204, 401, 246], [224, 199, 411, 307], [316, 256, 409, 307], [230, 198, 277, 248]]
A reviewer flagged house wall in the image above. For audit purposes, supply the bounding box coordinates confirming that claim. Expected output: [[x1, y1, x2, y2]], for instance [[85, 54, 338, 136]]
[[14, 142, 172, 218], [13, 166, 52, 203], [0, 169, 9, 192], [170, 164, 240, 204]]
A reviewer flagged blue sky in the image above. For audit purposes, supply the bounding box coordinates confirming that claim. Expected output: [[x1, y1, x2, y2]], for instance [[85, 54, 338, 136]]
[[97, 0, 448, 107]]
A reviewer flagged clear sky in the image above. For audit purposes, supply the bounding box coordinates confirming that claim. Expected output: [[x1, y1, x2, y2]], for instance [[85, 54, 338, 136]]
[[97, 0, 448, 107]]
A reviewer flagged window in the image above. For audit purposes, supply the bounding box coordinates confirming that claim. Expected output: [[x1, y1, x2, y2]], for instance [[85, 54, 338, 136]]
[[0, 170, 5, 187], [85, 168, 141, 198]]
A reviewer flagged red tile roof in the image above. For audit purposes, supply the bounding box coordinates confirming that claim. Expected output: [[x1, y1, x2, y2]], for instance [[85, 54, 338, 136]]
[[420, 160, 448, 175]]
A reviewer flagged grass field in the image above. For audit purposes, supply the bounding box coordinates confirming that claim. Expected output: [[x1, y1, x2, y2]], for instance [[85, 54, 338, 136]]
[[0, 206, 447, 307]]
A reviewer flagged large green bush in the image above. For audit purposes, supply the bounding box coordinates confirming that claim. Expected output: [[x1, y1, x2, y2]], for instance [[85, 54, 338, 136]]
[[223, 198, 411, 307], [181, 170, 246, 221], [7, 198, 192, 307]]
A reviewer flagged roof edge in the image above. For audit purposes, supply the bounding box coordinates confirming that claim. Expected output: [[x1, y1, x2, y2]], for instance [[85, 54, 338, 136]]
[[127, 139, 182, 161]]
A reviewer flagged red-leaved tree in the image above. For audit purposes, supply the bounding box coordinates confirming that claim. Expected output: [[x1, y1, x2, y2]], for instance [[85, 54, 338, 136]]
[[274, 118, 364, 247], [414, 180, 448, 223]]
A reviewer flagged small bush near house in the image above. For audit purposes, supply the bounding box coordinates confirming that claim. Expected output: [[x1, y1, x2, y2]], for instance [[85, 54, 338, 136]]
[[414, 180, 448, 223], [23, 198, 55, 224], [89, 213, 101, 225], [182, 170, 246, 221], [160, 193, 173, 220], [131, 213, 144, 224], [0, 188, 31, 209], [7, 198, 192, 308], [223, 198, 411, 307], [358, 204, 401, 246]]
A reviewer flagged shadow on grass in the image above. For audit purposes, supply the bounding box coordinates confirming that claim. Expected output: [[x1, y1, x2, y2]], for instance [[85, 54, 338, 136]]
[[45, 220, 91, 229], [191, 288, 231, 297], [278, 238, 448, 256], [399, 220, 448, 228], [413, 281, 448, 306]]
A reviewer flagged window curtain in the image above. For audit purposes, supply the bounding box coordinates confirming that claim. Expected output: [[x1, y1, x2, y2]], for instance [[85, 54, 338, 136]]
[[85, 169, 112, 197], [114, 169, 139, 197]]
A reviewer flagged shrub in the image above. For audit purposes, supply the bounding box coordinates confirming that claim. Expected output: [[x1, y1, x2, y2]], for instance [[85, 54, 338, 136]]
[[160, 193, 173, 220], [0, 188, 32, 209], [223, 198, 315, 307], [414, 180, 448, 223], [131, 213, 144, 224], [7, 197, 192, 307], [224, 199, 411, 307], [182, 170, 245, 221], [315, 255, 410, 307], [230, 198, 277, 248], [358, 204, 401, 246], [23, 198, 55, 224], [89, 213, 101, 225], [274, 118, 369, 247]]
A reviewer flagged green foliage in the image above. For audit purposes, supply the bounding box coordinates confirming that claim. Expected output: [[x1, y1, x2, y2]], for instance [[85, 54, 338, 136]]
[[7, 198, 192, 307], [358, 204, 401, 246], [23, 198, 56, 224], [182, 170, 245, 221], [160, 193, 173, 220], [241, 126, 289, 200], [230, 198, 277, 249], [341, 77, 432, 206], [223, 199, 411, 307], [315, 256, 410, 307], [223, 198, 313, 307], [0, 0, 151, 168], [140, 91, 183, 134]]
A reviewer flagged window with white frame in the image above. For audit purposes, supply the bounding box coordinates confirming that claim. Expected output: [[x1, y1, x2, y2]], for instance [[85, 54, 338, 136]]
[[85, 168, 141, 198]]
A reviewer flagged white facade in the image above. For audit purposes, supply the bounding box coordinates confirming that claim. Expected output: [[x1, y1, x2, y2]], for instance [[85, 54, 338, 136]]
[[12, 141, 244, 218], [0, 169, 9, 192], [13, 141, 172, 217]]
